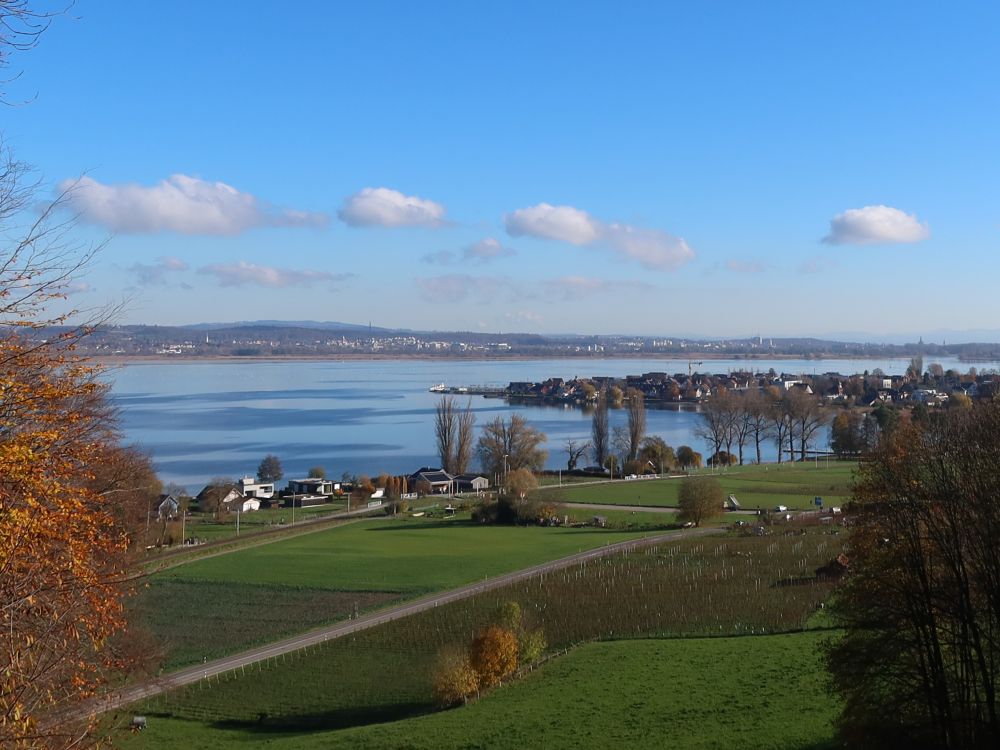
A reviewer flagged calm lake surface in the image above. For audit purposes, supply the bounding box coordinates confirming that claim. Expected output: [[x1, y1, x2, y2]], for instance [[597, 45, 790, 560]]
[[106, 356, 992, 489]]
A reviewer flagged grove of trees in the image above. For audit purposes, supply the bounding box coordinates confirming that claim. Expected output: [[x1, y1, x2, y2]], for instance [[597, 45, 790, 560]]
[[697, 386, 829, 465], [828, 402, 1000, 748]]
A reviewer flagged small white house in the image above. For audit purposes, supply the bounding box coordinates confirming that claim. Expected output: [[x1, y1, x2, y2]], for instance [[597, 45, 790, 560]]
[[239, 476, 275, 499], [157, 494, 179, 520], [287, 478, 335, 496], [235, 496, 261, 512]]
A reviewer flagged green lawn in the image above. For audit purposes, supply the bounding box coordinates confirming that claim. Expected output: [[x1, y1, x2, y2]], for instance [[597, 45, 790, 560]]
[[537, 462, 857, 510], [137, 516, 657, 668], [160, 502, 348, 544], [155, 516, 654, 593], [124, 528, 841, 745], [121, 632, 839, 750]]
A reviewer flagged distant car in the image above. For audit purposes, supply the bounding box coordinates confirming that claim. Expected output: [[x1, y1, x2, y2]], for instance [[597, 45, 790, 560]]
[[774, 505, 788, 512]]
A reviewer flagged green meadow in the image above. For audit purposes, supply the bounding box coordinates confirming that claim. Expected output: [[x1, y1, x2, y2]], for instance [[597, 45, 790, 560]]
[[137, 516, 657, 668], [121, 528, 843, 747], [122, 633, 838, 750], [537, 462, 857, 510]]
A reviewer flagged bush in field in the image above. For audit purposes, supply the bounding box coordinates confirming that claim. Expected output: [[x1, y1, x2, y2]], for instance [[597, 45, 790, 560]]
[[470, 625, 518, 687], [678, 477, 724, 527], [495, 601, 546, 665], [519, 627, 547, 664], [707, 451, 737, 467], [676, 445, 702, 470], [432, 645, 480, 706]]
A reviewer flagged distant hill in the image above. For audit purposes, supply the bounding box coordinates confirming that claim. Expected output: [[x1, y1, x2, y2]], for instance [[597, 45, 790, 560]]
[[186, 320, 396, 333]]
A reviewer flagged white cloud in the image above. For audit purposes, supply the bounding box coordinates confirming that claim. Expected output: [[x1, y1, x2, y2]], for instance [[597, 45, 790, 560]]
[[725, 259, 768, 274], [130, 256, 190, 285], [505, 203, 602, 245], [504, 203, 693, 270], [823, 205, 930, 245], [463, 237, 516, 262], [199, 261, 351, 289], [65, 282, 93, 295], [338, 187, 447, 228], [60, 174, 328, 235]]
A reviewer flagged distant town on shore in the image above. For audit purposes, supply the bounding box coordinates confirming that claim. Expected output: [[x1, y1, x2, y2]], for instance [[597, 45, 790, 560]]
[[42, 320, 1000, 361]]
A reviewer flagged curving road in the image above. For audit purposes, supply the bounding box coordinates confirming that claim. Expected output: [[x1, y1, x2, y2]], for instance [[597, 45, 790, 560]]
[[64, 525, 721, 724]]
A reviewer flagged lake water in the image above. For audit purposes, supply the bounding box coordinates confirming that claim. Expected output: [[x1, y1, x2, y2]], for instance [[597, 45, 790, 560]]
[[106, 355, 992, 490]]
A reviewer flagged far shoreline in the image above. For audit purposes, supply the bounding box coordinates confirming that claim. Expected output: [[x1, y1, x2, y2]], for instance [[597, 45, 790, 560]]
[[94, 352, 936, 367]]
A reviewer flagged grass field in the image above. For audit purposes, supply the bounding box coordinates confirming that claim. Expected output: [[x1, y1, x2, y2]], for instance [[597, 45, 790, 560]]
[[314, 631, 840, 750], [137, 516, 657, 667], [536, 462, 857, 511], [120, 632, 838, 750], [122, 527, 843, 746], [155, 501, 349, 544], [154, 516, 655, 593]]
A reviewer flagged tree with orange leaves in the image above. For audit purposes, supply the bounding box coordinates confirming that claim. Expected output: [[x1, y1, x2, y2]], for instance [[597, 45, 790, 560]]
[[469, 625, 519, 688], [0, 6, 160, 746]]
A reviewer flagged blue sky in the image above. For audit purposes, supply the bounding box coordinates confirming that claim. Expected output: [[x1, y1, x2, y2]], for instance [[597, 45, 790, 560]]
[[7, 1, 1000, 338]]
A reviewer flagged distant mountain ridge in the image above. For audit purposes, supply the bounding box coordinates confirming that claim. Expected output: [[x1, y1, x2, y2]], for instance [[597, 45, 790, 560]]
[[185, 320, 396, 333], [173, 321, 1000, 347]]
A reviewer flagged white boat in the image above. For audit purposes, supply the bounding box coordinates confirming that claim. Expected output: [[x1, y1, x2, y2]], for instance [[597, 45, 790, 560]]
[[429, 383, 447, 392]]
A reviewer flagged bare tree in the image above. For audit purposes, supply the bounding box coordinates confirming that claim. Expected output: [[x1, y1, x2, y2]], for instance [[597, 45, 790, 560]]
[[434, 396, 457, 473], [786, 387, 827, 460], [454, 399, 475, 474], [626, 388, 646, 462], [564, 438, 590, 471], [612, 425, 630, 470], [477, 413, 547, 479], [765, 387, 792, 463], [742, 389, 772, 464], [829, 407, 1000, 748], [695, 392, 732, 458], [591, 388, 609, 467], [730, 397, 753, 465]]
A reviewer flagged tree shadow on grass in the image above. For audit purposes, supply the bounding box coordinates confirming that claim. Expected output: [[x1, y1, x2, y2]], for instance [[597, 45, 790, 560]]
[[205, 701, 434, 735]]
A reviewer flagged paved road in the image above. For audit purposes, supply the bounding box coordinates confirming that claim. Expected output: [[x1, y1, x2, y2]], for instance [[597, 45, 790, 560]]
[[65, 525, 721, 724], [562, 501, 759, 516]]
